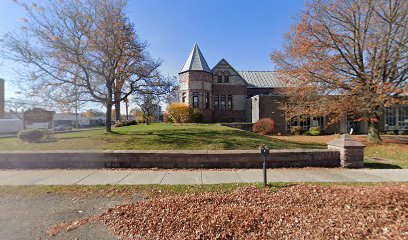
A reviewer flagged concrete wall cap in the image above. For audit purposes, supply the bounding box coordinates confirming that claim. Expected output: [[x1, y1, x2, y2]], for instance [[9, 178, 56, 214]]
[[327, 134, 365, 147]]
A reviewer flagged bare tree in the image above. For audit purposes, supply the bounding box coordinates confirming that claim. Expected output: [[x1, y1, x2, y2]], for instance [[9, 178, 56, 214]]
[[134, 94, 161, 124], [271, 0, 408, 143], [3, 0, 170, 132]]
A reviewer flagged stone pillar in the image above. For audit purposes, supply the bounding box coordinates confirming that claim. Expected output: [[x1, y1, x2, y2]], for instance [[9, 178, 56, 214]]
[[327, 134, 365, 168]]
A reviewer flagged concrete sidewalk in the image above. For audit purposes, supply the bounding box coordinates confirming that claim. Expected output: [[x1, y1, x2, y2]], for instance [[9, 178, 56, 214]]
[[0, 169, 407, 185]]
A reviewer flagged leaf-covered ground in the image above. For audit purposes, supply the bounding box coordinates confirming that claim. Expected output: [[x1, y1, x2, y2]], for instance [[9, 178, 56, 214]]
[[49, 184, 408, 239]]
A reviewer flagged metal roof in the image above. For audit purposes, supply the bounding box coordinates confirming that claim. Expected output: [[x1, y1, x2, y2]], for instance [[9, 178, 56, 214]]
[[238, 71, 287, 88], [180, 43, 211, 73]]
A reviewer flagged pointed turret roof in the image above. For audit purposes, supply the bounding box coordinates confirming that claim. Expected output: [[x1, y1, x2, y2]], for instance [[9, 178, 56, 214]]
[[180, 43, 211, 73]]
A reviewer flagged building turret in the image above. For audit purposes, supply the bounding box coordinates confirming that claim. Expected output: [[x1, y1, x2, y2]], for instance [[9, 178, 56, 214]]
[[179, 43, 213, 122]]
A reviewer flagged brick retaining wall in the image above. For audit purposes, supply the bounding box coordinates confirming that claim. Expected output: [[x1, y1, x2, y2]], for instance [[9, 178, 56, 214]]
[[0, 149, 340, 169]]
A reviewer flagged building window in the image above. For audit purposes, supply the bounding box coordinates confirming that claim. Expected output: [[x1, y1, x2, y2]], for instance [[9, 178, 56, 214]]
[[385, 107, 397, 130], [399, 106, 408, 130], [224, 75, 229, 83], [193, 92, 199, 108], [205, 92, 210, 109], [214, 95, 219, 109], [227, 95, 233, 110], [181, 92, 186, 103], [220, 95, 226, 110], [217, 75, 222, 83], [385, 105, 408, 131], [286, 115, 325, 131]]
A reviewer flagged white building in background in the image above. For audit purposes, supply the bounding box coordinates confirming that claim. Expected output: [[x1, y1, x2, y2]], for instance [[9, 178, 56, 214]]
[[54, 113, 105, 127], [0, 119, 23, 134], [152, 104, 162, 122]]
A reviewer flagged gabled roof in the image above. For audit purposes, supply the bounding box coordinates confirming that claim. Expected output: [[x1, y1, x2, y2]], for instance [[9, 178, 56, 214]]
[[238, 71, 287, 88], [212, 58, 240, 76], [180, 43, 211, 73]]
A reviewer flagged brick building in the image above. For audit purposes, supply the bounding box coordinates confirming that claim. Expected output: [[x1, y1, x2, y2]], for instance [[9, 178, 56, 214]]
[[179, 44, 408, 134]]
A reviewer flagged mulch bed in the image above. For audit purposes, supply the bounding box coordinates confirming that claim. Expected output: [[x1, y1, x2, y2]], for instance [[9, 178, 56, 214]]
[[48, 184, 408, 239]]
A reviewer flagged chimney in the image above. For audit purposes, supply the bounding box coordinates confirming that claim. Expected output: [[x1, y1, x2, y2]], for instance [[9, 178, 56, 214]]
[[0, 79, 4, 119]]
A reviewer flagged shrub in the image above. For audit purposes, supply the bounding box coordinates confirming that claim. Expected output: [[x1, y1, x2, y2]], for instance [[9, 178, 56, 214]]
[[18, 129, 45, 142], [115, 120, 137, 127], [309, 126, 321, 136], [163, 112, 173, 123], [303, 131, 313, 136], [166, 103, 192, 123], [252, 118, 275, 135], [191, 111, 204, 123], [291, 126, 301, 135]]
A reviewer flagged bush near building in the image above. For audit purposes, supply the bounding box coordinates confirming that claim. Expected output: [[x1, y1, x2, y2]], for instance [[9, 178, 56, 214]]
[[191, 110, 204, 123], [166, 103, 192, 123], [308, 126, 321, 136], [114, 120, 137, 128], [163, 113, 173, 123], [291, 126, 302, 135], [165, 103, 203, 123], [18, 129, 45, 142], [253, 118, 275, 135]]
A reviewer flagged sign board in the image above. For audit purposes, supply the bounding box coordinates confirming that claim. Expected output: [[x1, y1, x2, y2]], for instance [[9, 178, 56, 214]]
[[24, 108, 54, 129]]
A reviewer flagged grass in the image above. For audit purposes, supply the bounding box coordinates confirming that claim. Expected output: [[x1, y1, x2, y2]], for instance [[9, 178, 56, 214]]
[[270, 135, 408, 169], [0, 183, 290, 199], [0, 124, 405, 168], [0, 123, 322, 151]]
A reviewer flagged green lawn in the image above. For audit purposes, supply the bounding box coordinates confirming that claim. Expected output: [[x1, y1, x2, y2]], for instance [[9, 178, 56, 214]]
[[0, 123, 322, 151], [271, 135, 408, 169]]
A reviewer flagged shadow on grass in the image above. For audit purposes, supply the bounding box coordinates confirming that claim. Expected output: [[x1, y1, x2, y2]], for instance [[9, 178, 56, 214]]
[[58, 136, 89, 140], [111, 126, 324, 150], [364, 162, 402, 169]]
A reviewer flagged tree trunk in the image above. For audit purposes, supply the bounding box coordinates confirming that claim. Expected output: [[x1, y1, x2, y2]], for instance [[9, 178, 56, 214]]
[[115, 101, 121, 122], [105, 102, 113, 133], [74, 103, 79, 129], [367, 120, 382, 144], [125, 101, 129, 121]]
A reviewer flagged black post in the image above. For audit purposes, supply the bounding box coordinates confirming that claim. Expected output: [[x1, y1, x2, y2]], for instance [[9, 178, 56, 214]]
[[263, 155, 267, 188], [260, 145, 270, 189]]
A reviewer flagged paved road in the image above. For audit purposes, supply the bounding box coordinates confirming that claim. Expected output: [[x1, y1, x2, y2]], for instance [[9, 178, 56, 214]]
[[0, 168, 407, 185]]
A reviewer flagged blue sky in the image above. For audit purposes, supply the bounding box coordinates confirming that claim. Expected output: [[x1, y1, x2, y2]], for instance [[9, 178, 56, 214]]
[[0, 0, 305, 101]]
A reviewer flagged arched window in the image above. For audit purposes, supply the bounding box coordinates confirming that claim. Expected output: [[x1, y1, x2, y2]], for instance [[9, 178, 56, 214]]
[[223, 71, 230, 83], [193, 92, 199, 108]]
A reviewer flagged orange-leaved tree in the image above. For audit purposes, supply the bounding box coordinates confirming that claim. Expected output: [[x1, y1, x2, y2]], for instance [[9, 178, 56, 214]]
[[166, 103, 192, 123], [271, 0, 408, 143]]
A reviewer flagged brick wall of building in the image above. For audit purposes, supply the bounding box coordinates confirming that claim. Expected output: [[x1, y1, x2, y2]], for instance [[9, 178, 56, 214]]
[[211, 59, 248, 122], [258, 95, 287, 134], [179, 71, 213, 122], [213, 110, 246, 122]]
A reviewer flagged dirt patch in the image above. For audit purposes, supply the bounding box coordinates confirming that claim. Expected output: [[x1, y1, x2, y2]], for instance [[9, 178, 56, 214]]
[[50, 184, 408, 239]]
